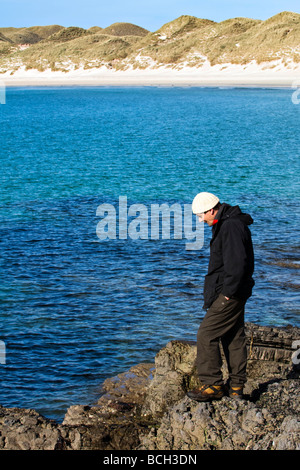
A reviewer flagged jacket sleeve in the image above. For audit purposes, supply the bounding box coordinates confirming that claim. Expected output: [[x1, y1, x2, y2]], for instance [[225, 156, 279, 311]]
[[221, 220, 248, 298]]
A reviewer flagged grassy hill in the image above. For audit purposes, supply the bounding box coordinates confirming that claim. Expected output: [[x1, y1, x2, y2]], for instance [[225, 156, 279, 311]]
[[0, 12, 299, 73], [0, 25, 64, 44], [101, 22, 149, 37]]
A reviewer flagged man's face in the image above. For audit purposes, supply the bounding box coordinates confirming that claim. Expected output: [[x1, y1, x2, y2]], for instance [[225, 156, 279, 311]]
[[197, 209, 216, 226]]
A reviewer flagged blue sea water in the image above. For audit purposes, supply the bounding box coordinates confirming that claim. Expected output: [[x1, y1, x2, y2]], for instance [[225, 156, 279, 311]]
[[0, 86, 299, 421]]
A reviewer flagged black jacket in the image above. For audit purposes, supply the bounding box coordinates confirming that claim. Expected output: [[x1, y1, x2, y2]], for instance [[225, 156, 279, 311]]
[[203, 203, 255, 309]]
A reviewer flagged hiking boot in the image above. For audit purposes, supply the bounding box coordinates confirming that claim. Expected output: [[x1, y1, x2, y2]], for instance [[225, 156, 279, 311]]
[[229, 385, 244, 399], [187, 384, 224, 402]]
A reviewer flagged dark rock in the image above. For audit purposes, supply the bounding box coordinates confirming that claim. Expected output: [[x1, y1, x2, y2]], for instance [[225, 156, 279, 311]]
[[0, 406, 62, 450], [0, 322, 299, 450]]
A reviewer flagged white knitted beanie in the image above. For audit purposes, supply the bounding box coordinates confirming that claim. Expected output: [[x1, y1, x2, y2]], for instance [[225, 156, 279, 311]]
[[192, 192, 220, 214]]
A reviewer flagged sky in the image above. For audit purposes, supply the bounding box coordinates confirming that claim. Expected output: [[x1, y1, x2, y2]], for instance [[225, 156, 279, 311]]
[[2, 0, 300, 31]]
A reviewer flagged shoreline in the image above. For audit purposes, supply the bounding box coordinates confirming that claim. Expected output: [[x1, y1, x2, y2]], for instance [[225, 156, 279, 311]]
[[0, 322, 299, 450], [2, 61, 300, 88], [4, 82, 296, 88]]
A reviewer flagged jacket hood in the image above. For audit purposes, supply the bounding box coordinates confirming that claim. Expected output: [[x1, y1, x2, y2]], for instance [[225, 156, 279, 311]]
[[216, 203, 253, 226]]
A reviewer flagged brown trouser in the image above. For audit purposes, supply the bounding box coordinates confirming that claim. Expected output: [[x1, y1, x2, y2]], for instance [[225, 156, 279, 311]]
[[197, 294, 247, 387]]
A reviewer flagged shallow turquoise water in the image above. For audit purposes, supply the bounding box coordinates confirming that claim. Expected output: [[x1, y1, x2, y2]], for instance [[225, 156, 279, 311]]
[[0, 86, 299, 420]]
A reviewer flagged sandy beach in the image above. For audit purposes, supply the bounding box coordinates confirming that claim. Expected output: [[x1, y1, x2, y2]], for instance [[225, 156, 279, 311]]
[[2, 60, 300, 87]]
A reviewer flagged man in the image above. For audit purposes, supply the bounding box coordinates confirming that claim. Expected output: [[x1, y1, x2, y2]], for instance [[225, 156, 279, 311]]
[[187, 192, 255, 401]]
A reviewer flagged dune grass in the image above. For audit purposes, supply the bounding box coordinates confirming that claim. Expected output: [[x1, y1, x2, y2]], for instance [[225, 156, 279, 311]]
[[0, 12, 299, 73]]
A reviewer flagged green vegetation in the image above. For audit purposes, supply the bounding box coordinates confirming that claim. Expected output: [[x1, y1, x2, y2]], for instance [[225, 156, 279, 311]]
[[0, 12, 299, 73], [45, 26, 91, 43], [0, 25, 64, 44], [101, 22, 149, 37]]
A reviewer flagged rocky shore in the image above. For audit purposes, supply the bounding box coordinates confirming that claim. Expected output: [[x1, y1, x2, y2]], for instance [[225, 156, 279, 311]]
[[0, 322, 299, 451]]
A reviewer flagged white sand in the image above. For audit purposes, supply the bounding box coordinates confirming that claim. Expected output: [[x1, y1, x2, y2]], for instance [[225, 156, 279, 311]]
[[2, 60, 300, 88]]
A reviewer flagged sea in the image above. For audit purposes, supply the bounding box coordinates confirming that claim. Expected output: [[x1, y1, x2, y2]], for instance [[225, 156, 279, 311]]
[[0, 86, 299, 421]]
